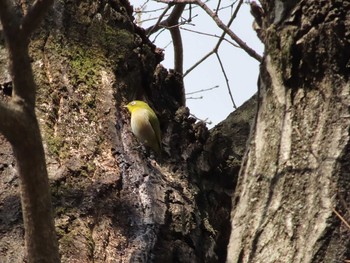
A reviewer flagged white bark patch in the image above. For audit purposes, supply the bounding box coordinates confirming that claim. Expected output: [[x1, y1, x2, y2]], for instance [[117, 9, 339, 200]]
[[227, 151, 254, 263], [279, 90, 292, 164], [253, 116, 266, 172], [266, 55, 286, 106], [285, 213, 294, 238]]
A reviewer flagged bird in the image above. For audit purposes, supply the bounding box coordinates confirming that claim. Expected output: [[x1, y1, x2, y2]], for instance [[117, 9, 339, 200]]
[[124, 100, 161, 153]]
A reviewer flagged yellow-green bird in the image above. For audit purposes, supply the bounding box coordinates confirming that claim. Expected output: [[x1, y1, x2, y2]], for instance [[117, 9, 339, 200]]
[[124, 100, 161, 153]]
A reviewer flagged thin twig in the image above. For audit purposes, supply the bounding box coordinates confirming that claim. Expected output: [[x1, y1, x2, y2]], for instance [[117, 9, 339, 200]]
[[180, 27, 239, 47], [184, 0, 244, 77], [163, 40, 173, 49], [333, 208, 350, 230], [152, 27, 166, 43], [189, 113, 212, 125], [156, 0, 262, 62], [186, 85, 219, 95], [184, 50, 214, 76], [217, 1, 238, 13], [215, 0, 221, 16], [147, 4, 172, 36], [138, 14, 170, 24], [214, 0, 243, 51], [187, 95, 203, 99], [188, 3, 192, 22], [215, 52, 237, 109], [135, 4, 164, 15]]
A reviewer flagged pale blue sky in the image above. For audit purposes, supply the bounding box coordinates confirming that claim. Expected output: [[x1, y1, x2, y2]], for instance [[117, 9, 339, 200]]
[[130, 1, 264, 127]]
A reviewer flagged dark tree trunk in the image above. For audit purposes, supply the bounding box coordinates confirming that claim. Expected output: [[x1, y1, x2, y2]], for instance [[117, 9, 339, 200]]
[[227, 0, 350, 262], [0, 0, 254, 262]]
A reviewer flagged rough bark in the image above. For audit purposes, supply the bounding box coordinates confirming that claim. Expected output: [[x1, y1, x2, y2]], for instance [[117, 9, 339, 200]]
[[0, 0, 59, 261], [0, 0, 256, 262], [228, 0, 350, 262]]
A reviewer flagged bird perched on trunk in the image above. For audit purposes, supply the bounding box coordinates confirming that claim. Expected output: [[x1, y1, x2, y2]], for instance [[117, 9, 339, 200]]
[[124, 100, 161, 153]]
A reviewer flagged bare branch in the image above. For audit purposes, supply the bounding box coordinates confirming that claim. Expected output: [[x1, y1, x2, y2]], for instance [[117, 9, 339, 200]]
[[21, 0, 54, 39], [152, 27, 167, 42], [196, 0, 262, 62], [166, 3, 186, 26], [166, 5, 186, 98], [181, 0, 243, 51], [0, 0, 35, 107], [182, 0, 240, 108], [213, 0, 243, 51], [184, 50, 214, 76], [333, 208, 350, 231], [217, 1, 238, 13], [215, 52, 237, 109], [214, 0, 221, 15], [187, 96, 203, 99], [168, 4, 186, 73], [146, 3, 185, 35], [170, 25, 183, 73], [186, 85, 219, 95], [156, 0, 262, 62], [180, 27, 239, 47], [0, 0, 53, 42], [146, 4, 173, 36], [147, 3, 186, 74], [189, 113, 212, 125], [0, 0, 20, 42], [0, 0, 52, 109], [0, 0, 59, 261]]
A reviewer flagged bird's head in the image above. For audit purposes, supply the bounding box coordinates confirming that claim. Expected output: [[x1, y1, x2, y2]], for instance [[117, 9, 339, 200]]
[[124, 100, 151, 113]]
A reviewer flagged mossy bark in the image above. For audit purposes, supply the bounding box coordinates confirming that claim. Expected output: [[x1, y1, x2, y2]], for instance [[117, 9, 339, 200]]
[[0, 1, 253, 262]]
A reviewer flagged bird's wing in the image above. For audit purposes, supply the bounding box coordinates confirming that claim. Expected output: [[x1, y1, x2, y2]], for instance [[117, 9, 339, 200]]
[[148, 111, 161, 149]]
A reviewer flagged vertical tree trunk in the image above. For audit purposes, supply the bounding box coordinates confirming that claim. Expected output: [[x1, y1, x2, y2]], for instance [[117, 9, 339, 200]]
[[0, 0, 59, 261], [227, 0, 350, 262]]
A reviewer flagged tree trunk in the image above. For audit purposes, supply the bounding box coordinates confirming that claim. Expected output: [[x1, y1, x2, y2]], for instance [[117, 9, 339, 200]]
[[0, 1, 255, 262], [227, 0, 350, 262]]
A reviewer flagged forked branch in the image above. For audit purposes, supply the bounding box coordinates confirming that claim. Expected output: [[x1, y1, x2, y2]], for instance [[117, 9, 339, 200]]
[[0, 0, 60, 262], [147, 4, 186, 73], [155, 0, 262, 62]]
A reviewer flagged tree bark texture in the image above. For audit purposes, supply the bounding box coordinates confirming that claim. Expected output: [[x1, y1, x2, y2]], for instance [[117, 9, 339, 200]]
[[228, 0, 350, 262], [0, 0, 255, 262], [0, 0, 60, 261]]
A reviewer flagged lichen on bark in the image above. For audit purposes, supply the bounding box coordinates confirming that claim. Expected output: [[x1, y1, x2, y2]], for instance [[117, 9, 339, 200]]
[[0, 1, 254, 262]]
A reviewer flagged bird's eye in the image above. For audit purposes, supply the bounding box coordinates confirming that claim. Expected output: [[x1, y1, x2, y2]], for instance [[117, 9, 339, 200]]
[[131, 101, 136, 105]]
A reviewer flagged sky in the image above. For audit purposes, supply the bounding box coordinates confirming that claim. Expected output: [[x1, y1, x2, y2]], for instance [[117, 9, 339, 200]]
[[129, 1, 264, 128]]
